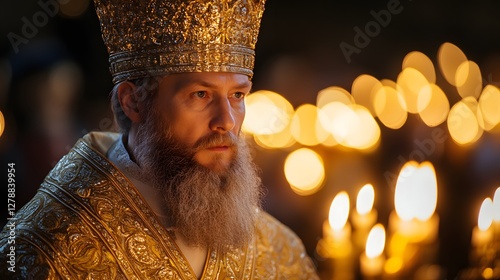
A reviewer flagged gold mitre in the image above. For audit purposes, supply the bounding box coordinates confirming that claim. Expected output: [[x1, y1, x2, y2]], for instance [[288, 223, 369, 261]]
[[94, 0, 266, 83]]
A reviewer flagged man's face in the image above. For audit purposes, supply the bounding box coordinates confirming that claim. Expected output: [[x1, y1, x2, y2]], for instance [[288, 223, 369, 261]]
[[132, 72, 261, 249], [153, 72, 251, 173]]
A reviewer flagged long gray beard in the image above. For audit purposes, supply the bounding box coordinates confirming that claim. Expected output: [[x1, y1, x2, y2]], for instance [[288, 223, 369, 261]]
[[133, 110, 262, 250]]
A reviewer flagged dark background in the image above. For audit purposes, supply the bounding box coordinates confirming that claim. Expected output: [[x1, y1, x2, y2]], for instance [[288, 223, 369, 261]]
[[2, 0, 500, 279]]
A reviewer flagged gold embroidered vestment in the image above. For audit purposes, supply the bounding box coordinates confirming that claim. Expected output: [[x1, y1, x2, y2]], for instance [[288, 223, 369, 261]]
[[0, 133, 318, 279]]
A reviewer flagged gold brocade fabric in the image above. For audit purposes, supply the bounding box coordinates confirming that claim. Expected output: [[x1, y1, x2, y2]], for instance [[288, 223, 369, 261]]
[[0, 132, 319, 279], [94, 0, 266, 83]]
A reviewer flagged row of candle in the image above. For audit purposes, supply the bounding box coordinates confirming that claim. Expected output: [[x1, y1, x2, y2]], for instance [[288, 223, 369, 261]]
[[466, 187, 500, 279], [317, 160, 500, 279]]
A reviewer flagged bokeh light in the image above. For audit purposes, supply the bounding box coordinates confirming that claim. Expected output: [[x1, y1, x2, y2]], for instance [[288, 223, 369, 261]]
[[291, 104, 329, 146], [455, 61, 482, 99], [243, 90, 294, 135], [478, 85, 500, 131], [373, 85, 408, 129], [320, 102, 356, 142], [447, 97, 483, 145], [351, 74, 383, 115], [342, 105, 380, 150], [397, 67, 432, 113], [402, 51, 436, 84], [253, 123, 296, 149], [380, 79, 398, 89], [437, 42, 468, 86], [385, 257, 404, 275], [418, 84, 450, 127], [316, 86, 354, 108], [284, 148, 325, 195], [321, 103, 380, 150]]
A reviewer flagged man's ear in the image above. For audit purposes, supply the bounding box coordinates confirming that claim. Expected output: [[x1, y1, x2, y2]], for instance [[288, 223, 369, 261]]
[[116, 81, 142, 124]]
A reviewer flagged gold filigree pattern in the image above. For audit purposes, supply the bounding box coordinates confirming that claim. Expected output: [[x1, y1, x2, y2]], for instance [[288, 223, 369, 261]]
[[0, 132, 319, 279], [94, 0, 266, 83]]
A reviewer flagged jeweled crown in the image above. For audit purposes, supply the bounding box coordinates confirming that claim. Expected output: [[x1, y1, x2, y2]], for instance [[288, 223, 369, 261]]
[[94, 0, 266, 83]]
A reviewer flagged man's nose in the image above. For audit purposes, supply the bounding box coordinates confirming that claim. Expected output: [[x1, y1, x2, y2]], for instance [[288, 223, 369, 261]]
[[209, 97, 235, 133]]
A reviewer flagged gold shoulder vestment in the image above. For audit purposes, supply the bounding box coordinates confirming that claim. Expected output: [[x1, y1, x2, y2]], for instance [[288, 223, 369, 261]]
[[0, 132, 319, 279]]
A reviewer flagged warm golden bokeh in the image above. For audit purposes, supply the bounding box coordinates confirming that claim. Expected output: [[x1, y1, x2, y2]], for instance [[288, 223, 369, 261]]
[[437, 42, 468, 86], [402, 51, 436, 84], [478, 85, 500, 131], [342, 105, 380, 150], [253, 123, 296, 149], [319, 101, 356, 142], [397, 67, 432, 113], [455, 60, 482, 99], [373, 85, 408, 129], [351, 74, 383, 115], [243, 90, 294, 135], [380, 79, 398, 89], [384, 257, 404, 275], [316, 86, 354, 108], [245, 44, 496, 154], [290, 104, 329, 146], [418, 84, 450, 127], [284, 148, 325, 195], [447, 97, 483, 145]]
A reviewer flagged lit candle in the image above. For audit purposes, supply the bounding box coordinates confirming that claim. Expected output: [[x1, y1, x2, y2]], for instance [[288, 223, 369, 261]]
[[386, 161, 440, 277], [389, 161, 439, 244], [352, 184, 378, 229], [352, 184, 378, 248], [471, 197, 493, 249], [388, 212, 439, 244], [321, 191, 352, 257], [492, 187, 500, 238], [360, 223, 386, 277], [316, 191, 354, 280]]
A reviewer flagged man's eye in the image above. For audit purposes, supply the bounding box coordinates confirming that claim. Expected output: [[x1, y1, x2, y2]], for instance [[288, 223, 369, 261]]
[[194, 91, 207, 98], [233, 92, 245, 99]]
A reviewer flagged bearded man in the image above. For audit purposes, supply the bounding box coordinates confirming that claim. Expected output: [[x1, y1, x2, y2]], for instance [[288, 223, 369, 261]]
[[0, 0, 319, 279]]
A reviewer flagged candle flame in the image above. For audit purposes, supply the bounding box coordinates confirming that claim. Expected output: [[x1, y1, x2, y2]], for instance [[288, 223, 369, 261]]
[[493, 187, 500, 222], [356, 184, 375, 215], [415, 162, 438, 221], [394, 161, 419, 221], [478, 198, 493, 231], [366, 223, 386, 258], [394, 161, 438, 221], [329, 191, 350, 231]]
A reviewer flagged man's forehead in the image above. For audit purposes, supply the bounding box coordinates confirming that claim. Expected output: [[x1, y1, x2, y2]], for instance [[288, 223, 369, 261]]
[[160, 72, 252, 90]]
